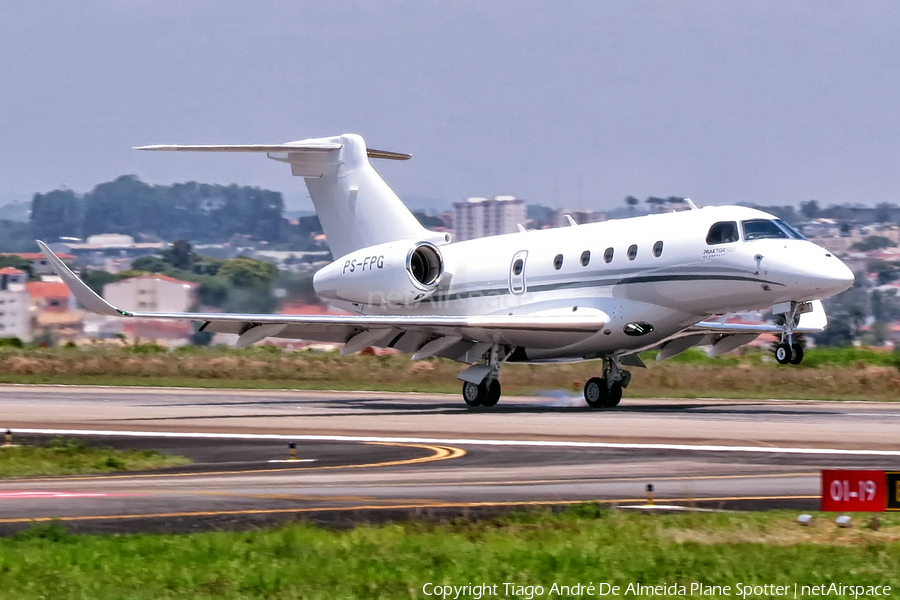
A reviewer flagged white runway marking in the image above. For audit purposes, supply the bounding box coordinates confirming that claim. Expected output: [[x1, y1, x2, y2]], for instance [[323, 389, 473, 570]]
[[267, 459, 316, 463], [11, 427, 900, 456], [0, 491, 127, 499]]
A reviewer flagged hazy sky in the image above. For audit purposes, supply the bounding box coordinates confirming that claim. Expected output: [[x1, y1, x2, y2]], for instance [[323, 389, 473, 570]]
[[1, 2, 898, 211]]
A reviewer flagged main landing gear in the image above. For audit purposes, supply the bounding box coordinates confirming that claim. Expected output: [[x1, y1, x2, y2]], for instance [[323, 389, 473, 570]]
[[462, 379, 501, 408], [583, 356, 631, 409], [773, 301, 809, 365], [459, 344, 510, 408]]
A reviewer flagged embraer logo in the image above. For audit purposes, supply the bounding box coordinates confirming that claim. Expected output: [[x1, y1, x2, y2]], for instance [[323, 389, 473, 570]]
[[343, 255, 385, 273], [702, 247, 735, 258]]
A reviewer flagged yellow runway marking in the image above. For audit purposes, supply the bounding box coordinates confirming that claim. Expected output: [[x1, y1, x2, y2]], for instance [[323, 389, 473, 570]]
[[0, 495, 819, 525], [0, 443, 466, 484]]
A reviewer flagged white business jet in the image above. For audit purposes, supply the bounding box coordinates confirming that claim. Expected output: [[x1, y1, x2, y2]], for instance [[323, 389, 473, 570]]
[[37, 133, 854, 409]]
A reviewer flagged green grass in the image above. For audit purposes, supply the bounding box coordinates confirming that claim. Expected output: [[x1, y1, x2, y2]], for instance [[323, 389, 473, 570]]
[[0, 508, 899, 598], [0, 345, 897, 401], [643, 345, 900, 368], [0, 436, 191, 477]]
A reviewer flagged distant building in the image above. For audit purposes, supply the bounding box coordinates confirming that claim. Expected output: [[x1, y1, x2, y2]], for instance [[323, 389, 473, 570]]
[[102, 274, 198, 342], [0, 267, 26, 287], [554, 209, 606, 228], [0, 268, 31, 341], [25, 281, 74, 312], [797, 218, 842, 238], [103, 274, 197, 313], [57, 234, 165, 269], [25, 280, 79, 342], [453, 196, 527, 241], [0, 252, 76, 276]]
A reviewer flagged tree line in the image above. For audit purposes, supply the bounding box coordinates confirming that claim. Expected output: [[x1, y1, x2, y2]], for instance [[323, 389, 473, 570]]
[[31, 176, 291, 244]]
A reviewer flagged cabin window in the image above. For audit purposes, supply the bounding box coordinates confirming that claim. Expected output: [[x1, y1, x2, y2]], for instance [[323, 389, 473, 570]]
[[604, 247, 614, 263], [652, 241, 664, 257], [512, 259, 523, 276], [580, 251, 591, 266], [627, 244, 638, 261], [706, 221, 739, 245], [553, 254, 564, 270]]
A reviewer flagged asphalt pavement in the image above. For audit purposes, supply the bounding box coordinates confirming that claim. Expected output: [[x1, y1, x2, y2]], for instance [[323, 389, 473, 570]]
[[0, 385, 896, 533]]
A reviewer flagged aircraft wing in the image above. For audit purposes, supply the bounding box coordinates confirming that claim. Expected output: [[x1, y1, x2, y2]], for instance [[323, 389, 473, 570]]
[[653, 301, 828, 360], [37, 242, 604, 358], [690, 299, 828, 335]]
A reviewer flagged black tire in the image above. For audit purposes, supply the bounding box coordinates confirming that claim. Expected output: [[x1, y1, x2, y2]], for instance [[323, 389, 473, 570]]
[[775, 343, 791, 365], [584, 377, 608, 408], [605, 382, 623, 407], [482, 380, 501, 407], [462, 381, 485, 407], [789, 344, 804, 365]]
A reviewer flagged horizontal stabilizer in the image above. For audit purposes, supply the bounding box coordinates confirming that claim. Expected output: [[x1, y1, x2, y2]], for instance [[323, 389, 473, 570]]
[[134, 143, 341, 153], [135, 142, 410, 160]]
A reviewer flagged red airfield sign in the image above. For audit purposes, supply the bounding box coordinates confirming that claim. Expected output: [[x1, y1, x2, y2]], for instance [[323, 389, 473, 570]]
[[821, 470, 886, 512]]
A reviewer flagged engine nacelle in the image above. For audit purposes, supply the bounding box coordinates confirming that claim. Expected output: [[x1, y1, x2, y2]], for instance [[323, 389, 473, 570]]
[[313, 240, 444, 306]]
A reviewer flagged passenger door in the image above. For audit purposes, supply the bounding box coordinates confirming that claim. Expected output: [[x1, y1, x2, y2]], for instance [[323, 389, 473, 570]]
[[509, 250, 528, 295]]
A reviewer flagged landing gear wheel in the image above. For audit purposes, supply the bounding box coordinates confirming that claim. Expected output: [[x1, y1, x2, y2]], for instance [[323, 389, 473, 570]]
[[775, 343, 792, 365], [462, 381, 485, 407], [482, 380, 501, 407], [789, 344, 804, 365], [606, 382, 623, 407], [584, 377, 608, 408]]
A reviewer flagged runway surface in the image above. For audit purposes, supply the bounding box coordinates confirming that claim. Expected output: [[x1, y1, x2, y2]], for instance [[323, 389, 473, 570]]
[[0, 385, 897, 532]]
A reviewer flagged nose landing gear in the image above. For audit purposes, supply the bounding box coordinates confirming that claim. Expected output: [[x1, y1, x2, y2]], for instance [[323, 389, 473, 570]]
[[773, 301, 810, 365], [583, 357, 630, 408], [774, 342, 804, 365]]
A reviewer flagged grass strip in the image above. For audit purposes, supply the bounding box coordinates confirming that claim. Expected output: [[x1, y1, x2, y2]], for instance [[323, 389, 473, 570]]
[[0, 507, 898, 599], [0, 436, 191, 477], [0, 346, 897, 401]]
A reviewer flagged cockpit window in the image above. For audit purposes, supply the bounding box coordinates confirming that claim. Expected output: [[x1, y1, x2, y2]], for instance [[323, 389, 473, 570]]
[[742, 219, 793, 241], [706, 221, 739, 245], [774, 219, 807, 240]]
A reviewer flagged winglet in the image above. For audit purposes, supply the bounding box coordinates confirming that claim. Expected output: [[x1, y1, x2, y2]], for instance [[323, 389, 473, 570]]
[[35, 241, 127, 317]]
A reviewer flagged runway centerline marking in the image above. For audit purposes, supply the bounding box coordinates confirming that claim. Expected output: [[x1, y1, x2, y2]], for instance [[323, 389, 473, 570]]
[[11, 427, 900, 456]]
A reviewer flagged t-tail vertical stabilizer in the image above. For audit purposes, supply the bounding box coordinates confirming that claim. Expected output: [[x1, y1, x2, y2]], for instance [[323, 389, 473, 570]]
[[136, 133, 443, 258]]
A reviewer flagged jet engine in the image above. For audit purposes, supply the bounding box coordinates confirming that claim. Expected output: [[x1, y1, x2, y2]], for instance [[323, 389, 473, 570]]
[[313, 240, 444, 306]]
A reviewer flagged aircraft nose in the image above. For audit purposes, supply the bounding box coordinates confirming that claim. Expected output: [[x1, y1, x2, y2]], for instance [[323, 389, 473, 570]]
[[814, 253, 854, 296]]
